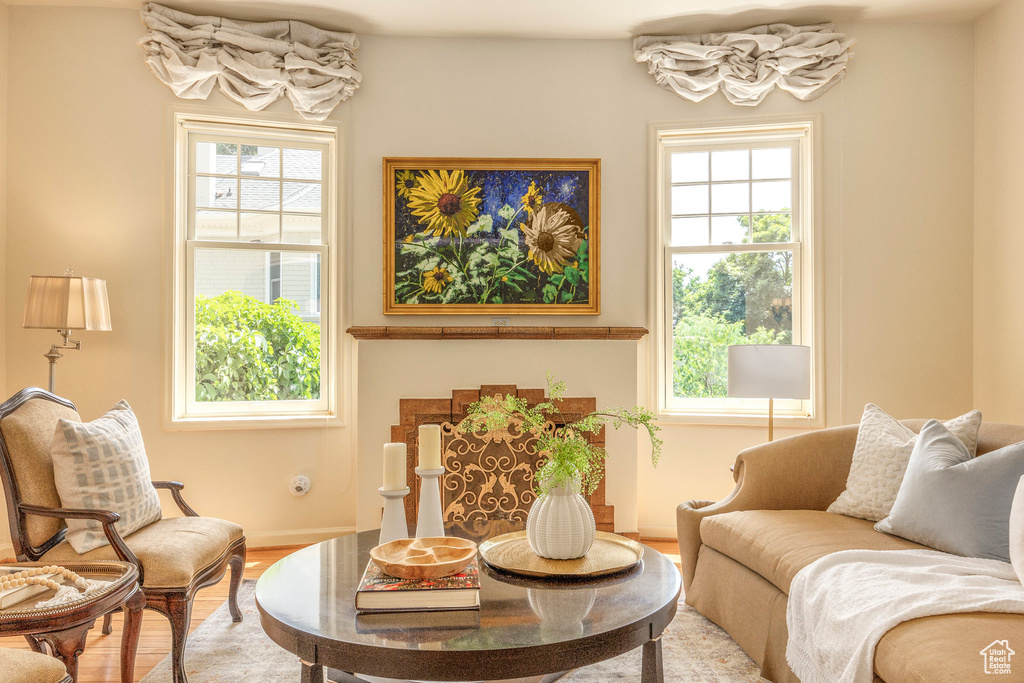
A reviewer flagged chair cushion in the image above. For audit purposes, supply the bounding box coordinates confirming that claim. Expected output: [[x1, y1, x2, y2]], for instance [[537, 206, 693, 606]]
[[700, 510, 927, 593], [0, 397, 80, 549], [875, 613, 1024, 682], [0, 647, 69, 683], [40, 516, 243, 589], [51, 400, 162, 553]]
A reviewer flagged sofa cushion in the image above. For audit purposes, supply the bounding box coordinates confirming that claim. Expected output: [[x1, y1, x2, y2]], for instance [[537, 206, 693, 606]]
[[0, 647, 69, 683], [700, 510, 927, 593], [40, 515, 243, 588], [875, 613, 1024, 682]]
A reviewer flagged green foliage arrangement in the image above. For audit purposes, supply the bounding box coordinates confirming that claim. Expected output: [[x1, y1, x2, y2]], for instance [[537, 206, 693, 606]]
[[194, 291, 320, 402], [459, 373, 662, 496], [672, 213, 793, 398]]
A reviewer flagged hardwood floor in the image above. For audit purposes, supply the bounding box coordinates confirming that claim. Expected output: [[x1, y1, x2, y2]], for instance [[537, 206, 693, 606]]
[[0, 538, 681, 683]]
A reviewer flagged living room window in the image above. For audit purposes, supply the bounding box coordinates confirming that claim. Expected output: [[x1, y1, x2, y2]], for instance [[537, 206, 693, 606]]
[[652, 119, 819, 421], [172, 113, 337, 422]]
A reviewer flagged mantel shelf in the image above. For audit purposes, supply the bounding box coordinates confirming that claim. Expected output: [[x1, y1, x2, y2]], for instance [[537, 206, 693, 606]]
[[346, 326, 648, 341]]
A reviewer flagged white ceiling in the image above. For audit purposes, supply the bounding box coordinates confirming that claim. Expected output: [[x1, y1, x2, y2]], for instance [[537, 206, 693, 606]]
[[8, 0, 999, 37]]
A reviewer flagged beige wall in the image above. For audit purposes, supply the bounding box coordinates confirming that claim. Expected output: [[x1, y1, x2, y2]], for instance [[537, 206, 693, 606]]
[[975, 0, 1024, 423], [0, 0, 8, 401], [1, 7, 977, 546]]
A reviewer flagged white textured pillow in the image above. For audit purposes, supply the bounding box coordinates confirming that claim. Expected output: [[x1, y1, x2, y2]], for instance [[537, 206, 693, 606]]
[[51, 400, 162, 553], [827, 404, 982, 522], [1010, 477, 1024, 583]]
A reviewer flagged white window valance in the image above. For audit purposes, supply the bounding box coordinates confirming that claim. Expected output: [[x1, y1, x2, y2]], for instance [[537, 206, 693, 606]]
[[633, 24, 854, 106], [139, 3, 361, 121]]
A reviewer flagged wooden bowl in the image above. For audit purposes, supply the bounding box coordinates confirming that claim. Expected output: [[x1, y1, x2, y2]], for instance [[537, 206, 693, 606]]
[[370, 537, 478, 580]]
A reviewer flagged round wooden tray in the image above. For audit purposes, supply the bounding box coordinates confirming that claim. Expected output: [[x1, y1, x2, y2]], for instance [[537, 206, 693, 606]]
[[479, 531, 643, 578]]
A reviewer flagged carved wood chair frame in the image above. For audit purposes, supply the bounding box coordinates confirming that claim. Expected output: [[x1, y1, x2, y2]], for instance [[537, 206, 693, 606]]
[[0, 387, 246, 683]]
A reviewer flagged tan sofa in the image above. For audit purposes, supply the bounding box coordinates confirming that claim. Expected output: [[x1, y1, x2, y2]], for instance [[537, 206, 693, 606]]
[[678, 420, 1024, 683]]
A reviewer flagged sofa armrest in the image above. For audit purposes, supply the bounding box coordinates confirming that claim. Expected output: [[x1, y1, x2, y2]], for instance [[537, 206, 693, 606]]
[[677, 424, 860, 593]]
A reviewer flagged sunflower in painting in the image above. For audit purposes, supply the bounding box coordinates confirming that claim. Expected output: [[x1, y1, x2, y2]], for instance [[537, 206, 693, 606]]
[[521, 203, 584, 275], [395, 170, 419, 199], [423, 266, 453, 293], [407, 170, 483, 237], [520, 181, 544, 215]]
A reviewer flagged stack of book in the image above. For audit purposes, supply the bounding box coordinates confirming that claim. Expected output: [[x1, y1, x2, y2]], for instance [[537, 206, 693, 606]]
[[354, 559, 481, 613]]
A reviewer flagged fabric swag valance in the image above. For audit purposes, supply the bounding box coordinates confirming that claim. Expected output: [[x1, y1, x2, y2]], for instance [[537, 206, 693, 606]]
[[139, 3, 361, 121], [633, 23, 854, 106]]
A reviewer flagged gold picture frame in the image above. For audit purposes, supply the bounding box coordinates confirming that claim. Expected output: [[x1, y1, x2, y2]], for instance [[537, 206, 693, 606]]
[[383, 157, 600, 315]]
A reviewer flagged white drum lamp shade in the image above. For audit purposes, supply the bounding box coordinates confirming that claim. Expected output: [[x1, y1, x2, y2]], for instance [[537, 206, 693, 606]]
[[22, 274, 111, 394], [23, 276, 112, 331], [728, 344, 810, 441]]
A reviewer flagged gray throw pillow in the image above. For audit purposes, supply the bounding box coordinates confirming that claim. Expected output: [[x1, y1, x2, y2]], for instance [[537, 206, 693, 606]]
[[875, 420, 1024, 562]]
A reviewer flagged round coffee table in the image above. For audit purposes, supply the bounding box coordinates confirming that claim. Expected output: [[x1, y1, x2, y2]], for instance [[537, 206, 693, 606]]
[[256, 528, 680, 683]]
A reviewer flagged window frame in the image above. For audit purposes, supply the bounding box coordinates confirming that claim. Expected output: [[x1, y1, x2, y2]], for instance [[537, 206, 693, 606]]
[[648, 117, 823, 424], [171, 112, 339, 425]]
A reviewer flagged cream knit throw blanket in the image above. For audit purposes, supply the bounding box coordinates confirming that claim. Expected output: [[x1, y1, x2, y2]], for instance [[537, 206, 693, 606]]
[[787, 549, 1024, 683]]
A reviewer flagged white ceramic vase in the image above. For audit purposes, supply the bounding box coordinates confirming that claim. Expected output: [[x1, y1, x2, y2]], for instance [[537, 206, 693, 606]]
[[526, 479, 596, 560]]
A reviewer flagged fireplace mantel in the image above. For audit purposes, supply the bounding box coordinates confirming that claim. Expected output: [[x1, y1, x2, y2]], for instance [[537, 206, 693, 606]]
[[347, 326, 648, 341]]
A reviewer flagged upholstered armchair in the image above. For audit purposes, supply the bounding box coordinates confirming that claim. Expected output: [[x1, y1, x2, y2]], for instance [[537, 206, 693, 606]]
[[0, 388, 246, 683], [0, 646, 72, 683]]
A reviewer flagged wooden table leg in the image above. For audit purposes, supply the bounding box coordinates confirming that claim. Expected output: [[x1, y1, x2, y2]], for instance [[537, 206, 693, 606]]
[[35, 621, 93, 683], [641, 634, 664, 683], [120, 588, 145, 683], [301, 659, 324, 683]]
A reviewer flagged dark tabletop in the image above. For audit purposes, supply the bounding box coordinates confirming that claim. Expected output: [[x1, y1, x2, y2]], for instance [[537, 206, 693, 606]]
[[255, 524, 681, 681]]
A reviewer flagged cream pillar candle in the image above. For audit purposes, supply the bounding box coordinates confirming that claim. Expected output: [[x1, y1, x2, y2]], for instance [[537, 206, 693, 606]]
[[382, 443, 407, 491], [418, 424, 443, 470]]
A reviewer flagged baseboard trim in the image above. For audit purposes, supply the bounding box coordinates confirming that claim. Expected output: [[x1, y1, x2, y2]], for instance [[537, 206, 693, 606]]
[[247, 526, 356, 549], [638, 524, 678, 540]]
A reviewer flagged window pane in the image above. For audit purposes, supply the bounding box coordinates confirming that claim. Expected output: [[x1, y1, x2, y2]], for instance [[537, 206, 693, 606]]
[[671, 217, 709, 246], [195, 177, 236, 210], [193, 248, 321, 403], [283, 182, 322, 214], [195, 209, 237, 241], [240, 213, 280, 243], [752, 181, 791, 212], [752, 148, 791, 180], [241, 179, 281, 211], [711, 150, 749, 181], [750, 213, 792, 243], [711, 183, 749, 214], [711, 215, 748, 244], [670, 250, 794, 399], [195, 142, 236, 174], [241, 146, 280, 178], [283, 213, 323, 245], [671, 185, 708, 215], [671, 152, 708, 183], [284, 148, 323, 181]]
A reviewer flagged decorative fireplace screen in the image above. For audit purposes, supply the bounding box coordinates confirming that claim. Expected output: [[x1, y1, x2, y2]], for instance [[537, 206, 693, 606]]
[[391, 385, 615, 532]]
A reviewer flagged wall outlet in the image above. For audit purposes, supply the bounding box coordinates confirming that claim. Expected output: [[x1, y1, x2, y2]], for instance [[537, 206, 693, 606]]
[[492, 317, 511, 327], [289, 475, 311, 497]]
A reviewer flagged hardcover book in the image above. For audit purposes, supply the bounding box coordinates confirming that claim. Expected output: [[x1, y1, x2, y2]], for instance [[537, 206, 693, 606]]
[[354, 559, 481, 612]]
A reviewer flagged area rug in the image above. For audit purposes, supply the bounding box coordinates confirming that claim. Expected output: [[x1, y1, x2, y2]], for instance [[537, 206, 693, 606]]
[[140, 580, 765, 682]]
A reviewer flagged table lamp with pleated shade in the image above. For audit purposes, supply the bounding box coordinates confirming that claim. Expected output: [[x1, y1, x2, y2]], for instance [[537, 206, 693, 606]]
[[22, 271, 111, 393]]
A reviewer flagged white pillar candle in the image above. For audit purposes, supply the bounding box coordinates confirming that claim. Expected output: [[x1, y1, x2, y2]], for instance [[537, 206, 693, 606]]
[[418, 424, 443, 470], [382, 443, 407, 491]]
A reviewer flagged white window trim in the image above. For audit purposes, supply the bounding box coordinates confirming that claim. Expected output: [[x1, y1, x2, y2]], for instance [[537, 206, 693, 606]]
[[169, 111, 341, 427], [647, 115, 825, 426]]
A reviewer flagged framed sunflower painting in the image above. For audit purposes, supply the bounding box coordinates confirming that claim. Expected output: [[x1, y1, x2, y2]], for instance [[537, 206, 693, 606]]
[[383, 157, 600, 314]]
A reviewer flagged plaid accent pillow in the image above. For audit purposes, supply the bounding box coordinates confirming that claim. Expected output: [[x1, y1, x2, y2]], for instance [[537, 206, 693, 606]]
[[51, 400, 162, 553]]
